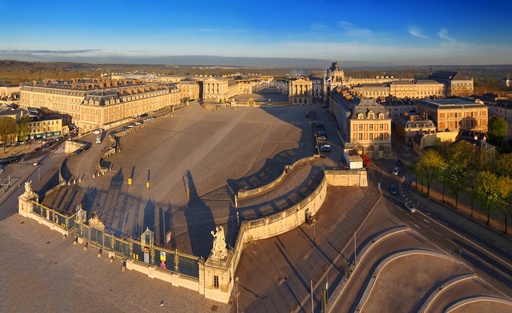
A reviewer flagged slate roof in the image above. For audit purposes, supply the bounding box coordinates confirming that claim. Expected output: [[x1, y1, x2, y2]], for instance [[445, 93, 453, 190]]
[[429, 71, 471, 81]]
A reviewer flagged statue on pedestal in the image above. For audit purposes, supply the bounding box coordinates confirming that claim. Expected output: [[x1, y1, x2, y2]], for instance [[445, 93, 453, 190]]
[[210, 226, 227, 260], [23, 181, 37, 198]]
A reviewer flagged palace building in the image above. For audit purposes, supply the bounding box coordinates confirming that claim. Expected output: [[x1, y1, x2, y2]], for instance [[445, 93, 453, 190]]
[[415, 98, 488, 133], [19, 78, 182, 132]]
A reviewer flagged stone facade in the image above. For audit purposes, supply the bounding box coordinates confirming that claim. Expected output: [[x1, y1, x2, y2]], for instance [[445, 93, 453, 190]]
[[19, 78, 182, 132], [416, 98, 488, 133], [28, 116, 63, 140], [428, 71, 474, 97], [394, 113, 436, 144], [349, 99, 392, 159], [289, 77, 313, 105]]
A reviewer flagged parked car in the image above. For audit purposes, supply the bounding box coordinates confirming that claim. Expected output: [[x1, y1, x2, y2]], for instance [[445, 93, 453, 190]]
[[33, 160, 40, 166], [319, 144, 331, 152], [33, 147, 41, 153], [404, 201, 416, 213], [390, 184, 397, 195], [121, 127, 127, 131], [392, 167, 400, 176], [317, 134, 327, 140], [396, 159, 402, 166]]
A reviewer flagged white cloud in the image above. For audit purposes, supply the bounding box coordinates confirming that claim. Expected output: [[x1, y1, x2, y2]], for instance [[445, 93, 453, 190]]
[[408, 27, 427, 38], [337, 21, 371, 37], [438, 28, 456, 44]]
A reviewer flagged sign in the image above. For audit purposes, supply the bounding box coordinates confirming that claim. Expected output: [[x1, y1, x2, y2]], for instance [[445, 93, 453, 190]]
[[160, 252, 166, 269], [165, 231, 172, 244]]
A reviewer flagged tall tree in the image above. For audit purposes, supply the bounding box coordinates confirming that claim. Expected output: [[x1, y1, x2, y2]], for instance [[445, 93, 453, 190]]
[[475, 171, 500, 226], [497, 176, 512, 234], [487, 115, 508, 145], [16, 115, 31, 142], [493, 153, 512, 178], [415, 149, 446, 196], [0, 117, 17, 153], [444, 141, 476, 209]]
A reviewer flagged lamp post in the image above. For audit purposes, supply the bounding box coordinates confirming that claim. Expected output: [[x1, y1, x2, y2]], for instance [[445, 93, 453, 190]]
[[235, 277, 239, 313], [354, 231, 357, 265]]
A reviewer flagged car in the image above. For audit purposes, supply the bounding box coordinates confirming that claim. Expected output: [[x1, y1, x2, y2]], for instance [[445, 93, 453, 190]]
[[390, 184, 398, 195], [121, 127, 127, 131], [317, 134, 327, 141], [392, 167, 400, 176], [33, 147, 41, 153], [319, 144, 331, 152], [33, 160, 40, 166], [404, 202, 416, 213], [396, 159, 402, 166]]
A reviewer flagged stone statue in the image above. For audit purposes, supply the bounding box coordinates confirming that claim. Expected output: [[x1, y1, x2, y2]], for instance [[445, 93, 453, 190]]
[[24, 181, 32, 194], [23, 181, 37, 198], [210, 226, 227, 260]]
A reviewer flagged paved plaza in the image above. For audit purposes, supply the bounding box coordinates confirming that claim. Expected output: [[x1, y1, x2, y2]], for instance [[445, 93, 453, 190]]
[[1, 101, 511, 312]]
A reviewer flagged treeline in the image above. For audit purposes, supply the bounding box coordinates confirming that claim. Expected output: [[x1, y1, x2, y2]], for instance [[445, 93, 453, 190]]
[[411, 140, 512, 233], [1, 60, 511, 96]]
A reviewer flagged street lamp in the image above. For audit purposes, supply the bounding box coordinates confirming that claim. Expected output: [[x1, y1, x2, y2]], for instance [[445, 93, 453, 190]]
[[235, 277, 239, 313]]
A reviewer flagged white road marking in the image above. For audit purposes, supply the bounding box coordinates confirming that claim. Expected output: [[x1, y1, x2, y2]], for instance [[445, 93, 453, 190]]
[[432, 229, 442, 236]]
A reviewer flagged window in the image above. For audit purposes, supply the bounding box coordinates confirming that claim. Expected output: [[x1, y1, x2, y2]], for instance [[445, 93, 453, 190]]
[[359, 124, 363, 131], [359, 133, 363, 140], [369, 133, 373, 140], [214, 276, 219, 288], [369, 124, 373, 130]]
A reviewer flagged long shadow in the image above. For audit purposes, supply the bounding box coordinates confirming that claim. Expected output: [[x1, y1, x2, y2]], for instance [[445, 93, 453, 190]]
[[415, 274, 473, 313], [228, 105, 316, 195], [142, 198, 155, 236], [237, 166, 324, 219], [453, 239, 512, 288], [157, 204, 172, 247], [37, 170, 60, 200], [183, 169, 217, 258], [297, 226, 338, 270], [60, 158, 72, 182]]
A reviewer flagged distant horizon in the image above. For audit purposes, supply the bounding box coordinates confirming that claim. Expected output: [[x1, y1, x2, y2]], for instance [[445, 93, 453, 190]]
[[2, 0, 511, 67], [1, 54, 511, 71]]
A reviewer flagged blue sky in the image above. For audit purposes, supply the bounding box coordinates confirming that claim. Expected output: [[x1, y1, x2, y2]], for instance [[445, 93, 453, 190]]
[[1, 0, 511, 66]]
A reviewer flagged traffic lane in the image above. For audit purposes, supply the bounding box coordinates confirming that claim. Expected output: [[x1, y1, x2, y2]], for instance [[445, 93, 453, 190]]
[[332, 228, 433, 313], [388, 205, 512, 295], [414, 210, 512, 282], [427, 277, 498, 313], [423, 209, 512, 267]]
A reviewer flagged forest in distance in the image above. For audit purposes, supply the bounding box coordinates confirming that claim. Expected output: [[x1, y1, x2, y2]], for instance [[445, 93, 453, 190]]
[[0, 60, 511, 96]]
